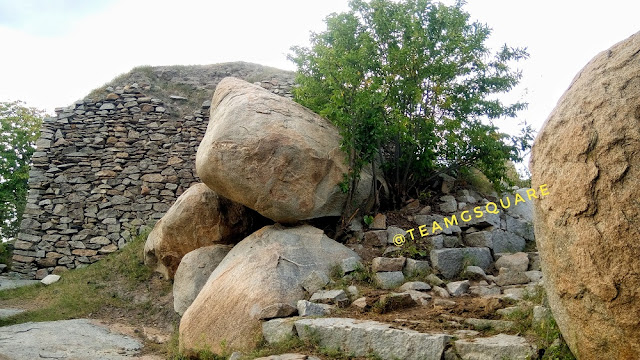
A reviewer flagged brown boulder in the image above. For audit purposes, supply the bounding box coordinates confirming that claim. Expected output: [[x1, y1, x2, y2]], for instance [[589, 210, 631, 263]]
[[530, 31, 640, 359], [179, 225, 359, 354], [195, 77, 375, 223], [143, 183, 253, 279]]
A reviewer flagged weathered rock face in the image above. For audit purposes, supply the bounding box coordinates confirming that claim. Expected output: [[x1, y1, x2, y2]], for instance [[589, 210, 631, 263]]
[[531, 31, 640, 359], [143, 183, 253, 279], [179, 225, 359, 354], [172, 244, 232, 315], [196, 77, 374, 223]]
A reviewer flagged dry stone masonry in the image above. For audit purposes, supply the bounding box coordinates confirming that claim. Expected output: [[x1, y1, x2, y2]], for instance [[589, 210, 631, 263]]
[[13, 71, 294, 279]]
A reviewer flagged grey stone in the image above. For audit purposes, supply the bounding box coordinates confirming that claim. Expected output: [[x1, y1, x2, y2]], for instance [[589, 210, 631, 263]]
[[0, 319, 141, 359], [340, 256, 362, 274], [403, 258, 430, 276], [426, 274, 445, 286], [371, 256, 406, 272], [455, 333, 536, 360], [40, 274, 61, 285], [446, 280, 470, 297], [297, 300, 332, 317], [503, 288, 526, 301], [464, 266, 487, 280], [506, 215, 534, 241], [430, 248, 492, 279], [173, 245, 232, 315], [491, 230, 526, 254], [502, 188, 535, 223], [469, 285, 502, 297], [495, 268, 530, 286], [295, 317, 450, 360], [374, 271, 405, 289], [464, 231, 493, 248], [431, 286, 450, 298], [462, 211, 500, 228], [399, 281, 431, 292], [258, 303, 298, 320], [0, 308, 25, 319], [402, 290, 432, 305], [301, 270, 330, 295], [262, 318, 297, 344], [439, 195, 458, 213], [386, 226, 405, 244], [99, 103, 116, 110], [525, 270, 543, 283], [429, 234, 444, 249], [495, 252, 529, 272], [310, 289, 349, 307]]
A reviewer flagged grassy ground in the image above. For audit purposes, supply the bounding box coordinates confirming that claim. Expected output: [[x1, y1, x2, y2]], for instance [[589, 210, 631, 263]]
[[0, 230, 179, 358]]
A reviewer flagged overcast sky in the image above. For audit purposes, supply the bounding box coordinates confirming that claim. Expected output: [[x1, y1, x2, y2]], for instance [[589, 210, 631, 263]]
[[1, 0, 639, 148]]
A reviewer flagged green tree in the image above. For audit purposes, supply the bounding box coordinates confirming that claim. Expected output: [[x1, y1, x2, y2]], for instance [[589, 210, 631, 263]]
[[0, 101, 44, 240], [289, 0, 533, 210]]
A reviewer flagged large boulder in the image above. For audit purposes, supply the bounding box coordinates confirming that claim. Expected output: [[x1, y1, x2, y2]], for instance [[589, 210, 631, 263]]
[[143, 183, 253, 279], [530, 31, 640, 359], [195, 77, 375, 223], [179, 225, 360, 354], [172, 244, 232, 315]]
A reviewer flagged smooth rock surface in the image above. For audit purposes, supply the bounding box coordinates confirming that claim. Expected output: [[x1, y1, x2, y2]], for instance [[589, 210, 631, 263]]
[[173, 244, 232, 315], [143, 183, 252, 278], [455, 333, 536, 360], [0, 319, 141, 359], [294, 317, 450, 360], [179, 225, 359, 354], [531, 31, 640, 359], [195, 77, 374, 223]]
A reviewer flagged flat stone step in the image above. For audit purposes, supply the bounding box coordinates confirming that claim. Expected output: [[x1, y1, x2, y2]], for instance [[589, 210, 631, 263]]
[[0, 308, 25, 319], [0, 319, 142, 359], [294, 317, 450, 360], [455, 333, 536, 360], [0, 277, 40, 291]]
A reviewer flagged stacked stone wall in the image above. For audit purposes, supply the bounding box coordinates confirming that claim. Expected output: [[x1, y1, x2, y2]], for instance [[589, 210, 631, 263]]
[[13, 78, 293, 279]]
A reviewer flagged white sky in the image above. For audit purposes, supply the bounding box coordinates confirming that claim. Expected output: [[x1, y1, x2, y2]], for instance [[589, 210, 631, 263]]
[[1, 0, 639, 149]]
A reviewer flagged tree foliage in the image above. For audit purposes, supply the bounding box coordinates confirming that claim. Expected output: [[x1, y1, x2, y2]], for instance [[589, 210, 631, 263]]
[[289, 0, 534, 210], [0, 101, 44, 240]]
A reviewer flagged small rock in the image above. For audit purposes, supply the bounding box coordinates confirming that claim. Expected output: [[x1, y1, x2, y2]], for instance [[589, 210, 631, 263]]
[[40, 274, 61, 285], [455, 334, 536, 360], [386, 226, 405, 244], [434, 298, 456, 307], [259, 303, 298, 320], [446, 280, 470, 297], [496, 306, 521, 317], [378, 292, 416, 312], [301, 271, 330, 295], [374, 271, 405, 289], [495, 268, 530, 286], [371, 256, 406, 272], [347, 285, 359, 298], [262, 318, 297, 344], [403, 258, 431, 276], [470, 285, 502, 297], [297, 300, 332, 317], [370, 213, 386, 229], [402, 290, 432, 305], [431, 285, 450, 298], [525, 270, 543, 283], [426, 274, 445, 286], [503, 288, 526, 301], [495, 252, 529, 272], [310, 289, 349, 307], [399, 281, 431, 292], [352, 297, 368, 309], [464, 266, 487, 280]]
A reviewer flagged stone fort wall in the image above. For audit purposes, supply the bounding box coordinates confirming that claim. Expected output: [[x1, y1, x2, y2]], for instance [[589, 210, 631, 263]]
[[12, 75, 294, 279]]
